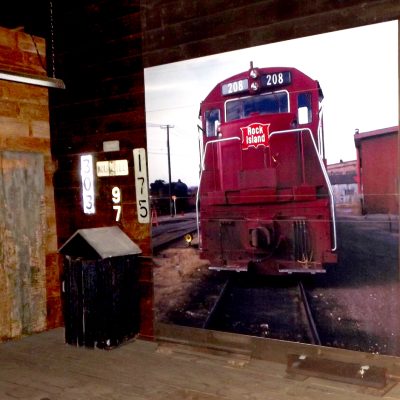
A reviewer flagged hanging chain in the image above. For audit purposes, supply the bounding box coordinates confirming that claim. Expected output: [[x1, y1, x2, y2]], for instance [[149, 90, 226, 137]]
[[49, 0, 56, 78]]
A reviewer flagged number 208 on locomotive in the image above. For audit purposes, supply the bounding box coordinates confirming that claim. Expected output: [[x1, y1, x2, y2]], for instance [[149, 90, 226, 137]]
[[197, 63, 337, 274]]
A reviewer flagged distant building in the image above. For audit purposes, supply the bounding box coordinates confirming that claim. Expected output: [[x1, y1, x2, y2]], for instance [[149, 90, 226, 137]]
[[354, 126, 398, 215], [328, 160, 359, 213]]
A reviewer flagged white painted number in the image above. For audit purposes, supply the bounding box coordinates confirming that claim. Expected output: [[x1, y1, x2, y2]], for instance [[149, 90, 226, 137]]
[[222, 79, 248, 96], [266, 73, 284, 86], [133, 148, 150, 224], [228, 80, 244, 94], [80, 155, 95, 214], [112, 186, 121, 204], [112, 186, 122, 221], [113, 205, 122, 222]]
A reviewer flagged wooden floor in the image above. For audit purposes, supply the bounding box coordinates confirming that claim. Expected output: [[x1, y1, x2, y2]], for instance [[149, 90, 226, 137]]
[[2, 328, 400, 399]]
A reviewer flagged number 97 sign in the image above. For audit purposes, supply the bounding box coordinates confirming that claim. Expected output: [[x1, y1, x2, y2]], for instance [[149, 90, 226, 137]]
[[133, 148, 150, 224]]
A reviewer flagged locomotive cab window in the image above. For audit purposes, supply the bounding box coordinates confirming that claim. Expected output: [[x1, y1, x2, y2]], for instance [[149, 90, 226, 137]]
[[226, 91, 288, 122], [297, 92, 312, 124], [205, 109, 221, 137]]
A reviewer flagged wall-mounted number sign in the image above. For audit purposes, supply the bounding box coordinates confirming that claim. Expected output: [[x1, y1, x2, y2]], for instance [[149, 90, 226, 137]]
[[112, 186, 122, 221], [133, 148, 150, 224], [80, 154, 95, 214]]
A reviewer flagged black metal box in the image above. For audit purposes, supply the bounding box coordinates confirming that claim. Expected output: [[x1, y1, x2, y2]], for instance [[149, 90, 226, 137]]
[[59, 227, 142, 349]]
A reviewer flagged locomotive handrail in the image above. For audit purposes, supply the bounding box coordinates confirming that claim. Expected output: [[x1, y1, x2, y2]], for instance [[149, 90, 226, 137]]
[[196, 136, 241, 246], [269, 128, 337, 252]]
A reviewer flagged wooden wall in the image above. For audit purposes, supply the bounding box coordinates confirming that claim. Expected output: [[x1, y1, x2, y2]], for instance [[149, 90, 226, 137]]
[[50, 0, 399, 340], [50, 1, 153, 338], [141, 0, 400, 68], [0, 27, 59, 340]]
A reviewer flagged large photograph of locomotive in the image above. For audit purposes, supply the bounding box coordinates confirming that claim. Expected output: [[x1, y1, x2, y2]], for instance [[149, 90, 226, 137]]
[[145, 21, 399, 357]]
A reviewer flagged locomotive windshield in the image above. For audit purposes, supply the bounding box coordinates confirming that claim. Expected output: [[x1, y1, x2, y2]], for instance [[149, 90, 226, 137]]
[[205, 109, 221, 137], [226, 91, 288, 122]]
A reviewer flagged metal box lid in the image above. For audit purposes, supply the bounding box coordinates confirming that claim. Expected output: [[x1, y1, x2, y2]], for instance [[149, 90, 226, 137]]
[[59, 226, 142, 259]]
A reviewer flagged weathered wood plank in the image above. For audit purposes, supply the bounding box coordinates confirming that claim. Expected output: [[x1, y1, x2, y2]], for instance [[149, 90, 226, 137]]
[[52, 93, 145, 122], [52, 120, 146, 156], [0, 152, 46, 340], [142, 0, 400, 67], [1, 329, 399, 400], [143, 0, 396, 35]]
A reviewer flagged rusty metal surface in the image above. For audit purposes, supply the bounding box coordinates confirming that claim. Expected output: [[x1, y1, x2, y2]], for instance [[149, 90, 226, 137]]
[[155, 322, 400, 380], [287, 354, 387, 389]]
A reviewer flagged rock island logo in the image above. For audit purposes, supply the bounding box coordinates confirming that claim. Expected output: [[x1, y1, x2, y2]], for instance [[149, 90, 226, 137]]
[[240, 122, 270, 150]]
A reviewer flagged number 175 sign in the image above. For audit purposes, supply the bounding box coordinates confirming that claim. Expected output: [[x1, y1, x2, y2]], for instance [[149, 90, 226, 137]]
[[133, 148, 150, 224]]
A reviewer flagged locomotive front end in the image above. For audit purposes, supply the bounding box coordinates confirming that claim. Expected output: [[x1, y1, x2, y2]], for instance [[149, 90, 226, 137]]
[[198, 64, 337, 274]]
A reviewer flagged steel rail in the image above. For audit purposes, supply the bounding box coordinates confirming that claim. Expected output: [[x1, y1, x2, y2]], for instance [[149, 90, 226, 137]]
[[298, 281, 321, 346], [152, 221, 197, 251], [202, 278, 231, 329]]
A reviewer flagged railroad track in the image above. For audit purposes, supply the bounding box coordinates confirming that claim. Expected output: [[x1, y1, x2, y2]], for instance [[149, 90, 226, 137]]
[[298, 280, 321, 345], [152, 217, 324, 345], [152, 218, 197, 251], [203, 274, 322, 345], [202, 278, 231, 329]]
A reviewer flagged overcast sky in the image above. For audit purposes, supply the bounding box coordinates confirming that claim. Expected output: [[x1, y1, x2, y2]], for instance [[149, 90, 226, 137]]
[[144, 21, 398, 186]]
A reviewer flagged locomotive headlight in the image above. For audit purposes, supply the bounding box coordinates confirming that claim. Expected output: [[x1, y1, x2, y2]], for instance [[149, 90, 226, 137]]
[[251, 82, 259, 91], [184, 233, 193, 246], [250, 69, 258, 78]]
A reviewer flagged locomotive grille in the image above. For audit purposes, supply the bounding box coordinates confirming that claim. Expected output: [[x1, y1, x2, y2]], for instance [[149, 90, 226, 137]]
[[293, 219, 312, 263], [219, 220, 242, 256]]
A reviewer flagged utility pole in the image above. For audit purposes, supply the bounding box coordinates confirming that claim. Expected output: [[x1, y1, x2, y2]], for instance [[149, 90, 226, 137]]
[[161, 124, 174, 217]]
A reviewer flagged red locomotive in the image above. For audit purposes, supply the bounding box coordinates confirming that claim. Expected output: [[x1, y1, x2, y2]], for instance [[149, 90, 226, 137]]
[[197, 63, 337, 274]]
